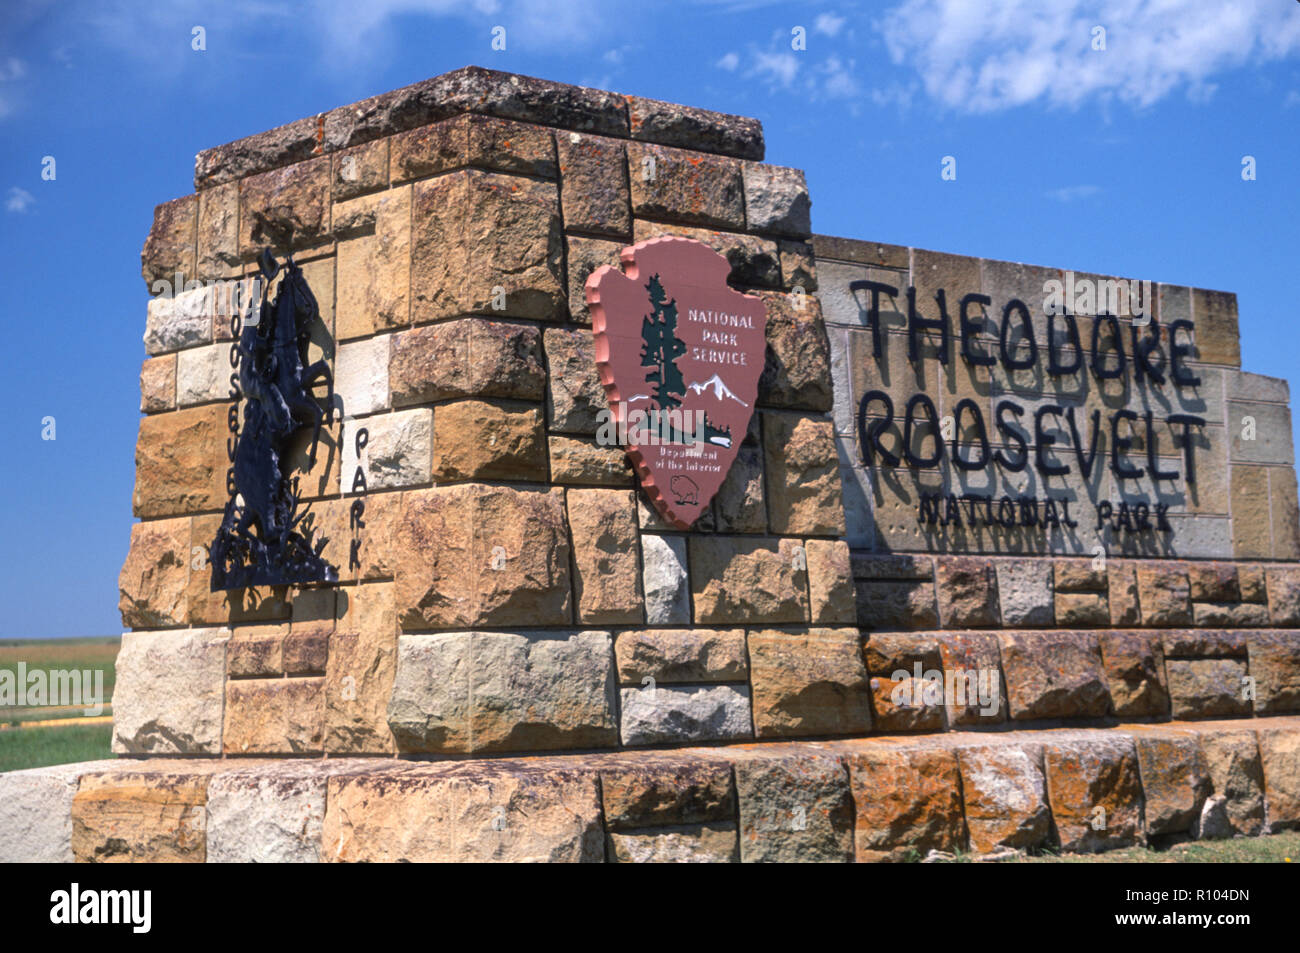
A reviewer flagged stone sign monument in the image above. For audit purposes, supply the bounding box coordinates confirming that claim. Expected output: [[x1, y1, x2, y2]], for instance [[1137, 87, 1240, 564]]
[[1, 66, 1298, 863]]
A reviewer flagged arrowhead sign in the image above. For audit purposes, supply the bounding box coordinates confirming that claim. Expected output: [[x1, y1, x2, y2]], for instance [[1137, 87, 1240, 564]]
[[586, 236, 768, 529]]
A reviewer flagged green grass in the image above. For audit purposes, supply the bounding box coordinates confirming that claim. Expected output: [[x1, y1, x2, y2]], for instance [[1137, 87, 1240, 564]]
[[0, 722, 114, 773], [0, 636, 119, 724], [1019, 832, 1300, 863]]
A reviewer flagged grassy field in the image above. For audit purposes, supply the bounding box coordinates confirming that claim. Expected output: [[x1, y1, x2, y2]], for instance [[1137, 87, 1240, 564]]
[[0, 637, 118, 769], [0, 636, 119, 724], [1018, 832, 1300, 863]]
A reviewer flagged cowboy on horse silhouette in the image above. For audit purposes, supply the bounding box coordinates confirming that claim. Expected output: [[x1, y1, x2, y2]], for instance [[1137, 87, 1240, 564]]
[[210, 248, 338, 590]]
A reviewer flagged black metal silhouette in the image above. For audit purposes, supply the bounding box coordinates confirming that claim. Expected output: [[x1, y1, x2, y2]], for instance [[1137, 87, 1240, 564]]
[[210, 249, 338, 590]]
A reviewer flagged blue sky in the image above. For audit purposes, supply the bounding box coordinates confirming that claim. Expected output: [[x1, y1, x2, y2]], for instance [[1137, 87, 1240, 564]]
[[1, 0, 1298, 637]]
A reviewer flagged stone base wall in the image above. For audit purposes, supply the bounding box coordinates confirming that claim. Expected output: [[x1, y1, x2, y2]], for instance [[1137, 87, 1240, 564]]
[[3, 718, 1298, 862]]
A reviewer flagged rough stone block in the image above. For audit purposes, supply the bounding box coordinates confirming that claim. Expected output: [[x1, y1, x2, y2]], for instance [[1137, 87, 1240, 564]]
[[997, 631, 1111, 720], [1098, 630, 1169, 718], [335, 185, 411, 339], [1257, 724, 1300, 830], [1055, 590, 1110, 626], [390, 317, 545, 405], [855, 579, 939, 630], [640, 533, 690, 624], [142, 194, 197, 286], [935, 557, 999, 627], [555, 131, 630, 236], [733, 751, 854, 862], [544, 326, 610, 434], [756, 292, 833, 411], [599, 754, 735, 828], [1200, 728, 1265, 836], [567, 488, 643, 624], [339, 407, 432, 493], [619, 684, 753, 746], [223, 676, 325, 755], [957, 744, 1051, 853], [608, 824, 738, 862], [395, 485, 572, 629], [614, 628, 746, 685], [322, 762, 605, 862], [1165, 659, 1251, 718], [741, 162, 811, 237], [849, 745, 966, 862], [388, 630, 617, 753], [72, 763, 226, 862], [118, 516, 191, 628], [549, 434, 634, 486], [332, 138, 388, 200], [325, 583, 399, 755], [1247, 632, 1300, 714], [112, 627, 230, 754], [133, 403, 228, 518], [748, 629, 872, 738], [335, 335, 391, 416], [1131, 730, 1212, 836], [762, 413, 845, 536], [226, 623, 287, 677], [627, 141, 744, 230], [238, 156, 331, 257], [996, 560, 1054, 627], [411, 169, 564, 323], [140, 354, 176, 413], [565, 235, 623, 323], [806, 539, 854, 624], [1044, 736, 1144, 852], [688, 537, 809, 625], [145, 284, 213, 355], [625, 94, 764, 160], [1267, 568, 1300, 625], [936, 632, 1005, 725], [432, 399, 547, 482], [1136, 565, 1192, 626]]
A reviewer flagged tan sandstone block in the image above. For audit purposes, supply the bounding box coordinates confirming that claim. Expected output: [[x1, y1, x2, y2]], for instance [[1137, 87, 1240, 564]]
[[566, 489, 643, 625], [689, 537, 809, 625], [432, 399, 547, 482], [411, 169, 564, 324], [326, 582, 399, 755], [395, 485, 572, 629], [335, 185, 411, 340], [223, 676, 325, 755], [806, 539, 854, 624], [748, 629, 872, 738], [762, 413, 845, 536], [132, 403, 228, 518], [72, 763, 225, 863], [140, 355, 176, 413], [118, 517, 191, 628]]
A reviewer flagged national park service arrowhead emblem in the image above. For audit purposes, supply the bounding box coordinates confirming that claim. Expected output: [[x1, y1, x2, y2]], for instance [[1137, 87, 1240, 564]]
[[586, 236, 768, 529]]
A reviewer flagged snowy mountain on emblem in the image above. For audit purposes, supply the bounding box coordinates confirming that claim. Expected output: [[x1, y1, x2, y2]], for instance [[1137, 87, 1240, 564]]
[[687, 373, 748, 407]]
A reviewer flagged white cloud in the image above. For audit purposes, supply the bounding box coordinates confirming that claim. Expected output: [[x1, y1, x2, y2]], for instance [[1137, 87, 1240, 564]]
[[1046, 184, 1101, 202], [878, 0, 1300, 112], [749, 49, 800, 88], [6, 187, 34, 213], [1284, 90, 1300, 109], [716, 51, 740, 71], [814, 12, 846, 37], [0, 56, 25, 119]]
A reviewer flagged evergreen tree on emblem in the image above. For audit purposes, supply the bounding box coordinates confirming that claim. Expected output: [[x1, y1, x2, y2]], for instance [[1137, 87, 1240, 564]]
[[640, 274, 687, 410]]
